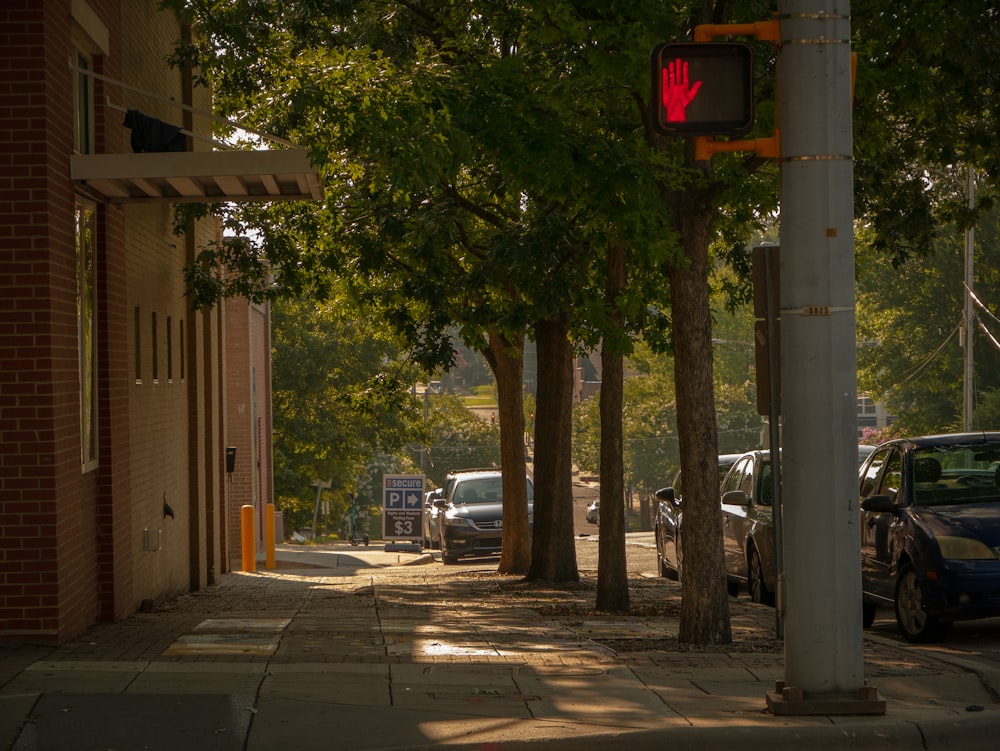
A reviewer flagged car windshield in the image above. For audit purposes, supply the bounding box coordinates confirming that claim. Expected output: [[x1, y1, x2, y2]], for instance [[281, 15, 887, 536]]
[[453, 477, 534, 503], [912, 442, 1000, 506]]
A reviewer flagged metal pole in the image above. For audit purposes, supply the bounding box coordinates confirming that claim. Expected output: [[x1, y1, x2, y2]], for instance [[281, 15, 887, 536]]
[[265, 503, 276, 569], [764, 247, 783, 640], [964, 167, 975, 431], [775, 0, 864, 702], [241, 504, 256, 572]]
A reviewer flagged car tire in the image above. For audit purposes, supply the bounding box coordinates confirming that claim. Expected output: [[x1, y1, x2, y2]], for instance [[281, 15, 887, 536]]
[[748, 545, 774, 606], [440, 534, 458, 564], [862, 601, 877, 629], [894, 563, 952, 642], [658, 553, 678, 580], [660, 543, 680, 581]]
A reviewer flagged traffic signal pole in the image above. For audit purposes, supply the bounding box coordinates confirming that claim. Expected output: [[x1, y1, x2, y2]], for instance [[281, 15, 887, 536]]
[[767, 1, 882, 714], [653, 4, 882, 714]]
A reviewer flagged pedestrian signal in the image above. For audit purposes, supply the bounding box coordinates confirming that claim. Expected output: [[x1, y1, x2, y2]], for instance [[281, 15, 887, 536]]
[[651, 42, 753, 136]]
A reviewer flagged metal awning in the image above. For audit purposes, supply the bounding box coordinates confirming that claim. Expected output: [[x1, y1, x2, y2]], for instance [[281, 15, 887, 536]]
[[70, 149, 323, 204]]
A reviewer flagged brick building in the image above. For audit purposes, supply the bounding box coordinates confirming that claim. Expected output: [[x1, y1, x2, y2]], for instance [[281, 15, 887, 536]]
[[0, 1, 318, 643]]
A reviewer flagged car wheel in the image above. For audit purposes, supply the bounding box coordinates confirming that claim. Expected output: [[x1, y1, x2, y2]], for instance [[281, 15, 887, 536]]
[[748, 545, 774, 606], [862, 601, 877, 629], [894, 563, 952, 642], [440, 534, 457, 564], [658, 552, 678, 580]]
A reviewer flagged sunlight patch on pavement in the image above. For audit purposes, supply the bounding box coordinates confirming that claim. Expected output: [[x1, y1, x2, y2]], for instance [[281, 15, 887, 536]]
[[415, 638, 499, 658], [162, 618, 291, 656]]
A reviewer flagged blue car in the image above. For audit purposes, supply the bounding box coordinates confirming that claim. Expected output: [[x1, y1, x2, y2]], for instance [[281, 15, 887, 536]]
[[859, 433, 1000, 642]]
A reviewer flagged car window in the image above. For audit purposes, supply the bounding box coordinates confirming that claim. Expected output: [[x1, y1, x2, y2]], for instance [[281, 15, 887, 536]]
[[877, 449, 902, 505], [718, 458, 739, 484], [736, 460, 755, 498], [452, 476, 534, 503], [860, 448, 890, 498], [757, 461, 773, 506], [911, 441, 1000, 506], [721, 458, 749, 496], [454, 477, 502, 502]]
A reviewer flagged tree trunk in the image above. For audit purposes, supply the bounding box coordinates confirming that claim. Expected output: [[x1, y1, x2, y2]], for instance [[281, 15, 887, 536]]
[[596, 242, 629, 612], [670, 184, 732, 645], [526, 313, 578, 582], [485, 329, 531, 575]]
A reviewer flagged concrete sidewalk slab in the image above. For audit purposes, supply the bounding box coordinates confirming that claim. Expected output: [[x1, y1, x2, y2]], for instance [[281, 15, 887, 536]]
[[3, 542, 1000, 750], [11, 692, 251, 751]]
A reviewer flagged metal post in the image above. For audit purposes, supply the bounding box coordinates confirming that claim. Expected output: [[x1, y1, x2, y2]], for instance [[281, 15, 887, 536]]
[[769, 0, 878, 713], [241, 504, 256, 572], [763, 247, 784, 640], [265, 503, 276, 569], [310, 478, 330, 540], [964, 167, 975, 431]]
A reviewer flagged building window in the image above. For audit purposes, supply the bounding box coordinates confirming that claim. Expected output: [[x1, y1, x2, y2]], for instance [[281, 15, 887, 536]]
[[166, 316, 173, 382], [76, 199, 98, 468], [134, 305, 142, 382], [74, 52, 94, 155], [179, 319, 185, 381], [151, 311, 159, 382]]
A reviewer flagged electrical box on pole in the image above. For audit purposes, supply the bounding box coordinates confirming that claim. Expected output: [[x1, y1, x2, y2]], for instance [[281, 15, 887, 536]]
[[752, 244, 781, 416], [651, 42, 754, 136]]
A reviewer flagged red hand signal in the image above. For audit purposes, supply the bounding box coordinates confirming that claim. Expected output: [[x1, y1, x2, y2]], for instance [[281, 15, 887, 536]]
[[662, 58, 702, 122]]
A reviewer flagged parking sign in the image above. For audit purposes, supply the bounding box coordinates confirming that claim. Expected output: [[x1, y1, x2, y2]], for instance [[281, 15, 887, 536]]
[[382, 474, 425, 541]]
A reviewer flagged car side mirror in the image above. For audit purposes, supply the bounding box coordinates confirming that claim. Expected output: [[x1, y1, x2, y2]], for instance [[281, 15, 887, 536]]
[[861, 494, 895, 513], [722, 490, 750, 507], [433, 498, 448, 509]]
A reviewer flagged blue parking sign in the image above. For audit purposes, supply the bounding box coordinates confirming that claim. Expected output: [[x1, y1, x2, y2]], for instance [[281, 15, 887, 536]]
[[383, 474, 425, 540]]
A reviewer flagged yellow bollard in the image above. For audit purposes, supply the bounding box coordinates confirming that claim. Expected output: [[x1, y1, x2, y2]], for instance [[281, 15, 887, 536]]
[[241, 504, 256, 572], [265, 503, 276, 570]]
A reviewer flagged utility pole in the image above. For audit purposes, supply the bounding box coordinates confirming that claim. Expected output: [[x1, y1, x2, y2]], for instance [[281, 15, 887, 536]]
[[963, 167, 975, 431], [768, 0, 882, 713]]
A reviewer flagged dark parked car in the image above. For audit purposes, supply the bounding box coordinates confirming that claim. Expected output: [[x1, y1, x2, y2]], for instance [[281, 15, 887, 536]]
[[421, 487, 445, 549], [858, 444, 876, 464], [654, 454, 741, 581], [718, 450, 781, 604], [859, 433, 1000, 642], [435, 469, 534, 563], [423, 468, 500, 549]]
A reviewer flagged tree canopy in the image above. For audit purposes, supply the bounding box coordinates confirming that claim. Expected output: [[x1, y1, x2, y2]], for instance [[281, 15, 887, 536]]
[[162, 0, 1000, 645]]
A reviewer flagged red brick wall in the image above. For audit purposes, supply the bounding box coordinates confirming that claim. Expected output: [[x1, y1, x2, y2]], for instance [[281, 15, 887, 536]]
[[0, 1, 103, 641], [0, 0, 233, 644], [225, 298, 275, 566]]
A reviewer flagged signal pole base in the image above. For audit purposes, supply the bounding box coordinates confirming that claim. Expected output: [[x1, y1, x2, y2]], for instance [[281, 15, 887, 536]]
[[766, 681, 886, 716]]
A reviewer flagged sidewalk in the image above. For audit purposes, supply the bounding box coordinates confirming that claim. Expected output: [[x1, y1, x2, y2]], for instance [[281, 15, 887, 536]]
[[1, 542, 999, 750]]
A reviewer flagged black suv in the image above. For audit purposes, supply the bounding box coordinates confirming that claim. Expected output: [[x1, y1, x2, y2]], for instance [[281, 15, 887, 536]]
[[434, 469, 533, 563]]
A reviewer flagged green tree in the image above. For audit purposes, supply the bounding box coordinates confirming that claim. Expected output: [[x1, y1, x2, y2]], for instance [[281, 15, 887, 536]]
[[166, 0, 1000, 648], [271, 296, 424, 527], [423, 394, 502, 488], [857, 207, 1000, 434], [165, 0, 687, 588], [852, 0, 1000, 262]]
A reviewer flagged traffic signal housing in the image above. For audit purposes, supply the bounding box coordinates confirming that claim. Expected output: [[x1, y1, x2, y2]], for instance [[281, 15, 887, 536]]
[[652, 42, 753, 137]]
